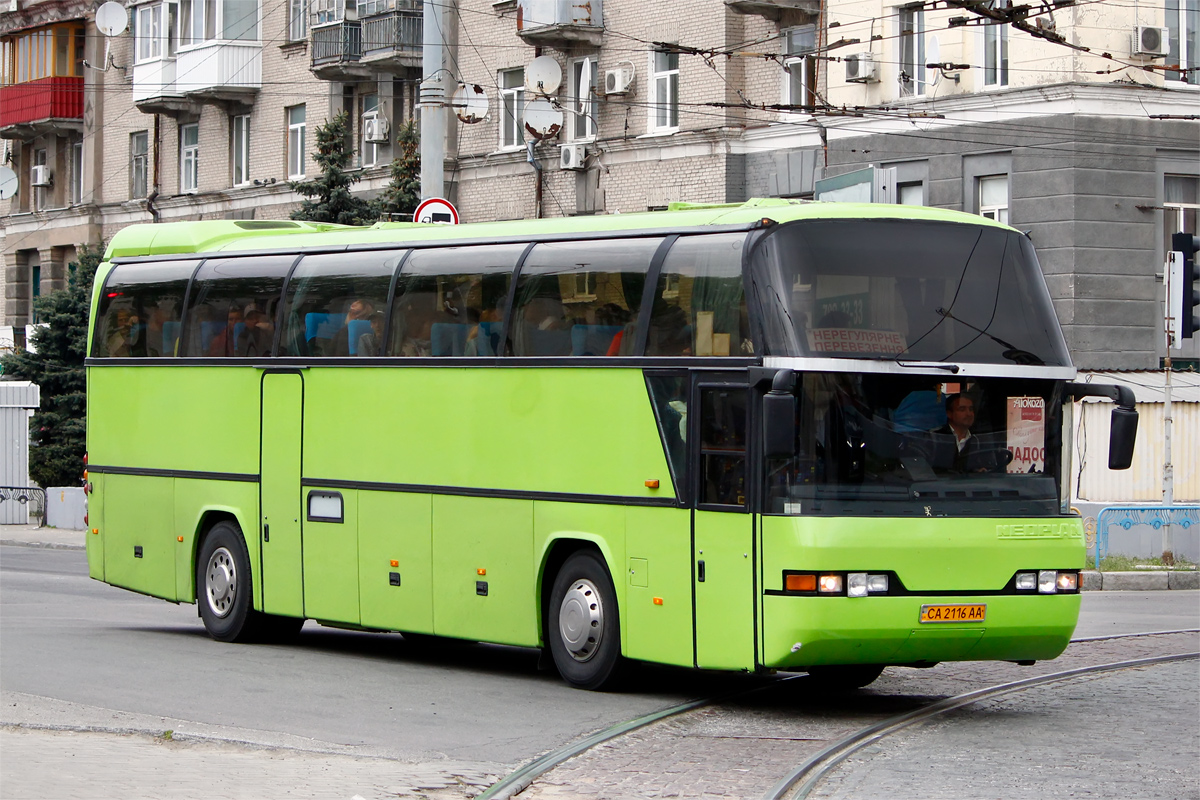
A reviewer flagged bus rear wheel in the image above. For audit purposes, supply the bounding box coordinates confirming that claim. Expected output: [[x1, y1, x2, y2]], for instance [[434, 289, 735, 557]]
[[197, 520, 262, 643], [548, 551, 623, 691], [805, 664, 885, 690]]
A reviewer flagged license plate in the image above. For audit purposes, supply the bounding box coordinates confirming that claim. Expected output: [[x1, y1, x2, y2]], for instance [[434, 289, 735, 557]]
[[919, 603, 987, 623]]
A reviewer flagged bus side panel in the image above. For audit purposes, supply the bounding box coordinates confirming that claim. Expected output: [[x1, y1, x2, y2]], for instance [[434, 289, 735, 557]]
[[86, 472, 104, 581], [432, 495, 536, 646], [171, 480, 262, 606], [303, 488, 360, 625], [102, 474, 177, 601], [533, 502, 627, 647], [359, 491, 434, 634], [624, 506, 693, 667]]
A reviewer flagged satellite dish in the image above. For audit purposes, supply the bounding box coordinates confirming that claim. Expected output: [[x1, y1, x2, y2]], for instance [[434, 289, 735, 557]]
[[0, 166, 17, 201], [525, 56, 562, 96], [522, 98, 563, 141], [452, 83, 490, 124], [95, 1, 128, 37], [927, 36, 942, 86]]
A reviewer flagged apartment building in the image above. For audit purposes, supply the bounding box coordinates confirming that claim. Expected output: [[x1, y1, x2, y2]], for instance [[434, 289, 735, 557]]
[[2, 0, 1197, 368]]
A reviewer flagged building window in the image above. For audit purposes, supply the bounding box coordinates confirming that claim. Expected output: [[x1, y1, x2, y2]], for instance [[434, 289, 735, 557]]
[[898, 181, 924, 205], [2, 24, 86, 85], [131, 131, 149, 199], [1167, 0, 1199, 82], [30, 255, 41, 323], [179, 0, 258, 46], [32, 148, 47, 211], [898, 5, 925, 96], [71, 139, 83, 205], [287, 104, 306, 178], [361, 93, 379, 167], [311, 0, 347, 25], [569, 56, 597, 140], [135, 4, 162, 62], [978, 174, 1008, 224], [1164, 175, 1199, 255], [782, 25, 817, 110], [651, 50, 679, 130], [180, 122, 199, 193], [232, 114, 250, 186], [289, 0, 307, 40], [982, 14, 1008, 86], [499, 67, 525, 148]]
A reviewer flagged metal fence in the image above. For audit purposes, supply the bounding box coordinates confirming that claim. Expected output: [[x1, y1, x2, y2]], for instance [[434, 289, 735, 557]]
[[0, 486, 46, 527], [311, 21, 362, 64], [362, 10, 422, 57]]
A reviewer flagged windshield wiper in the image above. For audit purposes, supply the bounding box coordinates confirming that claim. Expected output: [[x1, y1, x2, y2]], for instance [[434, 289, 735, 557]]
[[935, 307, 1045, 366], [895, 359, 960, 373]]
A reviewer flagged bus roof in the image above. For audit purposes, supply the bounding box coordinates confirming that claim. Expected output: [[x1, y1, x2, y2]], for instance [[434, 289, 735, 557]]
[[103, 199, 1013, 260]]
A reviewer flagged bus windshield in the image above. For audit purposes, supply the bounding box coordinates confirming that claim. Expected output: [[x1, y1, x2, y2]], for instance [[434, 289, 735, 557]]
[[749, 219, 1072, 367], [765, 374, 1065, 517]]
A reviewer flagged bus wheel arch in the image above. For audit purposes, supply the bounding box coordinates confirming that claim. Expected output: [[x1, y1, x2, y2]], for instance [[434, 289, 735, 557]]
[[545, 546, 625, 690]]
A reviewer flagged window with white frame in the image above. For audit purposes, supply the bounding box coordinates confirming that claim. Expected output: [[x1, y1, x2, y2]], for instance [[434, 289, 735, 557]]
[[131, 131, 149, 199], [287, 104, 306, 178], [135, 4, 161, 62], [180, 123, 199, 193], [651, 49, 679, 130], [311, 0, 346, 25], [232, 114, 250, 186], [782, 25, 817, 110], [978, 174, 1008, 224], [33, 148, 47, 211], [361, 93, 380, 167], [179, 0, 258, 46], [288, 0, 307, 40], [499, 67, 525, 148], [1163, 175, 1198, 256], [569, 56, 598, 140], [982, 12, 1008, 86], [71, 139, 83, 205], [898, 5, 925, 96], [1167, 0, 1199, 82]]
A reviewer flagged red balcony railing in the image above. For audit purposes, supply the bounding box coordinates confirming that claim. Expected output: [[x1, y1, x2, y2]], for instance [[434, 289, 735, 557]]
[[0, 77, 84, 128]]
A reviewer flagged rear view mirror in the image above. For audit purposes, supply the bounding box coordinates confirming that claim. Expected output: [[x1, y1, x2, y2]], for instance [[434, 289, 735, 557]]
[[1108, 405, 1138, 470], [763, 392, 796, 458]]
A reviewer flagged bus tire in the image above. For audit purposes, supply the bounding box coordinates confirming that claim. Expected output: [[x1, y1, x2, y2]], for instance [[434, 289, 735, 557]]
[[548, 551, 623, 691], [805, 664, 885, 690], [197, 520, 261, 643]]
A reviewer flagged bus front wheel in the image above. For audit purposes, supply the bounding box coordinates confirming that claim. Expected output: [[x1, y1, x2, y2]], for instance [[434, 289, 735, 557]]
[[548, 551, 623, 690], [197, 521, 261, 643]]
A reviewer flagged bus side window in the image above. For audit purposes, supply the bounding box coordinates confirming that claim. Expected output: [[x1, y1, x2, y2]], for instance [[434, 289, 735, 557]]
[[645, 374, 688, 499], [511, 238, 661, 357], [647, 233, 749, 357], [279, 251, 401, 357], [180, 256, 293, 358], [92, 261, 196, 358], [698, 387, 748, 506]]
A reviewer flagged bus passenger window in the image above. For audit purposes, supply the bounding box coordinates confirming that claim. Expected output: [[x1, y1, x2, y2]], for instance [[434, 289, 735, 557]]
[[699, 387, 748, 507], [180, 256, 293, 358], [279, 251, 401, 357], [387, 244, 523, 357], [647, 233, 749, 357], [512, 238, 661, 357], [92, 260, 197, 358]]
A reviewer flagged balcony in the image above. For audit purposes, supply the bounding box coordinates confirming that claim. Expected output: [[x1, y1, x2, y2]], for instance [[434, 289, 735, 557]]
[[175, 40, 262, 105], [724, 0, 821, 19], [311, 21, 373, 81], [362, 9, 423, 72], [0, 77, 83, 139], [132, 58, 199, 117], [516, 0, 603, 48]]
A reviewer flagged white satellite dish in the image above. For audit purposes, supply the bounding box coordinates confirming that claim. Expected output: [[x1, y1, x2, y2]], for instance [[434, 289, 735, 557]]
[[927, 36, 942, 86], [0, 166, 18, 201], [95, 1, 128, 37], [452, 83, 490, 124], [525, 55, 562, 96], [522, 98, 563, 141]]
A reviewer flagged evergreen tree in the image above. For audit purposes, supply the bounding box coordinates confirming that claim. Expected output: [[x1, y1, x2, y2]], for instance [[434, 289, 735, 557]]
[[376, 118, 421, 221], [289, 111, 377, 226], [0, 243, 102, 488]]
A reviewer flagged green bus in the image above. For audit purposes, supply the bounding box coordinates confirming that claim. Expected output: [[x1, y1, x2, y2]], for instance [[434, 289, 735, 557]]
[[84, 198, 1137, 690]]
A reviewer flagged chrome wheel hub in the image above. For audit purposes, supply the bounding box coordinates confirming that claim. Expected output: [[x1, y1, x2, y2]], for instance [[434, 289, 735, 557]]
[[558, 578, 603, 662], [205, 546, 237, 619]]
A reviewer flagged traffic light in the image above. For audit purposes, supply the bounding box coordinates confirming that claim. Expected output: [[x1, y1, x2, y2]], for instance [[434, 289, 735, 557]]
[[1171, 232, 1200, 340]]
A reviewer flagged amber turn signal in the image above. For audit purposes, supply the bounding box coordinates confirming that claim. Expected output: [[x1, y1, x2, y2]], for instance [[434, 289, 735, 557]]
[[91, 528, 99, 535], [785, 573, 817, 592], [477, 568, 486, 575], [390, 559, 399, 568], [645, 479, 660, 489], [177, 536, 184, 542], [653, 597, 663, 605]]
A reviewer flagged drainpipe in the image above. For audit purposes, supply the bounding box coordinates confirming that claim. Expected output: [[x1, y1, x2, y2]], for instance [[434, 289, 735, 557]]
[[147, 113, 161, 223]]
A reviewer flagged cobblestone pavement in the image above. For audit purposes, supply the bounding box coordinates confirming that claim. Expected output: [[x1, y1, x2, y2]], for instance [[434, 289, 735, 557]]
[[517, 631, 1200, 800]]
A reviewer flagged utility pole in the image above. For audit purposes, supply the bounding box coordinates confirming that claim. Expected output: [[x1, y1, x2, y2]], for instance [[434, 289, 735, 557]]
[[419, 0, 446, 201]]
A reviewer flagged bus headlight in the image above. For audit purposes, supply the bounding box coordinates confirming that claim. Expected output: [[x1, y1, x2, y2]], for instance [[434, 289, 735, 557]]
[[1038, 570, 1058, 593], [1056, 572, 1079, 592], [847, 573, 868, 597], [818, 574, 843, 593], [867, 574, 889, 593], [1015, 572, 1037, 591]]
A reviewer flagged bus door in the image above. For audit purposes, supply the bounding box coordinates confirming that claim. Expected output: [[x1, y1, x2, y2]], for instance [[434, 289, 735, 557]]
[[691, 380, 756, 671], [259, 370, 304, 617]]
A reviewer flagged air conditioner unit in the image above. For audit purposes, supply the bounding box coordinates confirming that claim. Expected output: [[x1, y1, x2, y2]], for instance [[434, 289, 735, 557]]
[[604, 67, 633, 95], [30, 164, 51, 187], [844, 53, 878, 83], [560, 143, 587, 170], [363, 117, 390, 143], [1132, 26, 1169, 57]]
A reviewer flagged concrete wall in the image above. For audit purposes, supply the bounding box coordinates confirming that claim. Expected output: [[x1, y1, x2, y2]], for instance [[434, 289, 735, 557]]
[[44, 486, 86, 530]]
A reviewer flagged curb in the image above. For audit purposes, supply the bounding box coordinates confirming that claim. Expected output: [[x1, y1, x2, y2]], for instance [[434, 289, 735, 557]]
[[1082, 571, 1200, 591], [0, 539, 86, 551]]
